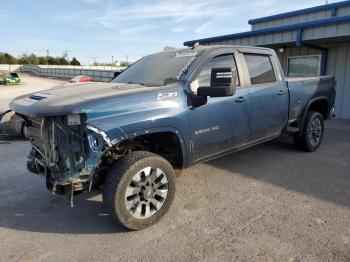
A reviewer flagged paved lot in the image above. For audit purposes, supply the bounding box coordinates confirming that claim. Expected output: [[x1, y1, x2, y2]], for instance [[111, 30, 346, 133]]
[[0, 74, 66, 112], [0, 119, 349, 262]]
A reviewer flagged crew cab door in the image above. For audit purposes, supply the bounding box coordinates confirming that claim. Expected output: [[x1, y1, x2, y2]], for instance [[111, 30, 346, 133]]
[[188, 52, 250, 163], [241, 53, 289, 141]]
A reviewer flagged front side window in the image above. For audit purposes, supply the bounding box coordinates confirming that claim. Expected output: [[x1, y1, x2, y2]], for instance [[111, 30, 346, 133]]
[[191, 54, 239, 93], [244, 54, 276, 85], [287, 55, 321, 77]]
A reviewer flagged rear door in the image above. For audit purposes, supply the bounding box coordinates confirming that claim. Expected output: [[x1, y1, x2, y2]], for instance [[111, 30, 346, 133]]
[[242, 53, 289, 142]]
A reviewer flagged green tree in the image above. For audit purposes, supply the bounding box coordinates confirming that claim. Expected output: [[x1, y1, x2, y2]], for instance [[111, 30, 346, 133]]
[[27, 53, 39, 65], [70, 57, 81, 66], [119, 61, 131, 67], [38, 56, 47, 65], [0, 52, 17, 64], [0, 52, 81, 65], [47, 56, 56, 65], [58, 57, 69, 65], [17, 54, 30, 64]]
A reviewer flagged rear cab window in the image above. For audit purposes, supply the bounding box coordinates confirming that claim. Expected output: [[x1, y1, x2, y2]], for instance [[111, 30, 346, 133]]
[[243, 54, 276, 85]]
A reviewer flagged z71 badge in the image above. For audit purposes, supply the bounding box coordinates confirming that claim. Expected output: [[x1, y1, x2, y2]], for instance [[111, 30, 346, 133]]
[[157, 92, 178, 100]]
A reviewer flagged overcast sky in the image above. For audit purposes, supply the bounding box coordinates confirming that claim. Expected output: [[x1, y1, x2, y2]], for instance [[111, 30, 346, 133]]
[[0, 0, 343, 64]]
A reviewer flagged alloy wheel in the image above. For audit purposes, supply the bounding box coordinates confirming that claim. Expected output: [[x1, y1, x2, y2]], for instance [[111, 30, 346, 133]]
[[308, 117, 322, 146], [124, 167, 169, 219]]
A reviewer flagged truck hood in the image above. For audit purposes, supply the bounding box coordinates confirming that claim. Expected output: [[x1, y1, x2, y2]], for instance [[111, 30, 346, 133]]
[[10, 82, 164, 117]]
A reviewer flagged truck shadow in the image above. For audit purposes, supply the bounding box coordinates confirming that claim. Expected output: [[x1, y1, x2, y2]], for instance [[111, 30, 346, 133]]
[[206, 130, 350, 209], [0, 134, 27, 143], [0, 190, 128, 235]]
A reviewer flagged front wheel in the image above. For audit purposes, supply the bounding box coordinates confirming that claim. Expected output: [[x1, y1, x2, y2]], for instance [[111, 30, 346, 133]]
[[103, 151, 176, 230], [294, 111, 324, 152]]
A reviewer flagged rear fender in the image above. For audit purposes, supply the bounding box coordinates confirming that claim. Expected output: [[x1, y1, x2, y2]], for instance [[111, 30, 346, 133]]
[[298, 97, 329, 136]]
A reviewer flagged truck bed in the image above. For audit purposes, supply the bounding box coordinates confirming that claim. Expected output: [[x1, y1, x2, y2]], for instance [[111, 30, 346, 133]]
[[287, 76, 336, 122]]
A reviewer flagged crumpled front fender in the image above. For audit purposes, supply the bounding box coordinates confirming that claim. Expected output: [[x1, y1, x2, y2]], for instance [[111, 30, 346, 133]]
[[86, 122, 188, 167]]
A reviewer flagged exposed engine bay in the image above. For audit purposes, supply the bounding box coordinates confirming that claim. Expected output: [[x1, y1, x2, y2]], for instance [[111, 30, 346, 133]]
[[23, 114, 119, 201], [19, 110, 181, 208]]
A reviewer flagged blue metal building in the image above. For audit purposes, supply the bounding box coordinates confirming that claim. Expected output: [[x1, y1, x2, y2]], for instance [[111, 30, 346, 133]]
[[184, 1, 350, 119]]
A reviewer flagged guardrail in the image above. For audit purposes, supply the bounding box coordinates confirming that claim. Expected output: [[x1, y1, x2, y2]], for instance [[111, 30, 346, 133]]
[[18, 64, 126, 82]]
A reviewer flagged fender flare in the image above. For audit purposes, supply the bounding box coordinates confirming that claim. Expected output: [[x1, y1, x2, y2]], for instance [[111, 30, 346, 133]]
[[299, 96, 329, 136]]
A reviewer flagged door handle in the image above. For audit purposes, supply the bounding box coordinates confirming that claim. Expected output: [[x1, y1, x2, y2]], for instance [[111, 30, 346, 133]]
[[235, 96, 248, 103], [277, 90, 287, 96]]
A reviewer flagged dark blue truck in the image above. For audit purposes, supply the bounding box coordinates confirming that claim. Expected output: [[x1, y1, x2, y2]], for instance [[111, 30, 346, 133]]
[[10, 45, 336, 230]]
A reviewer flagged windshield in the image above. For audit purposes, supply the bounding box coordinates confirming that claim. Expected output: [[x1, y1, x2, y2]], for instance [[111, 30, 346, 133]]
[[10, 73, 18, 78], [112, 50, 199, 86]]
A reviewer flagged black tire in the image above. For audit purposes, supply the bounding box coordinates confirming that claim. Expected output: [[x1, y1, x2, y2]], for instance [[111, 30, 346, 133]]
[[294, 111, 324, 152], [102, 151, 176, 230], [22, 124, 30, 140]]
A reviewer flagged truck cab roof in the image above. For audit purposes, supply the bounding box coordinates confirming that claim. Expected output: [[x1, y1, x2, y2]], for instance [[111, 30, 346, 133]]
[[178, 44, 275, 55]]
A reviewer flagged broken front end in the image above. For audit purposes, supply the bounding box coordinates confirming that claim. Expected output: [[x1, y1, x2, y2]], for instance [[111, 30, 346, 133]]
[[24, 114, 116, 196]]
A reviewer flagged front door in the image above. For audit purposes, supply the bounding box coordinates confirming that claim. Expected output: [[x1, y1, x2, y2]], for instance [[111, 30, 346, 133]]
[[188, 53, 250, 163]]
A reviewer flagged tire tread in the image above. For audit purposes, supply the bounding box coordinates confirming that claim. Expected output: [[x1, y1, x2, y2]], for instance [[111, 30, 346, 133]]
[[294, 111, 324, 152], [102, 151, 175, 230]]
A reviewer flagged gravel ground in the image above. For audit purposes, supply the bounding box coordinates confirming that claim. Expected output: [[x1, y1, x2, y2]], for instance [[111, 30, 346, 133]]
[[0, 75, 349, 262]]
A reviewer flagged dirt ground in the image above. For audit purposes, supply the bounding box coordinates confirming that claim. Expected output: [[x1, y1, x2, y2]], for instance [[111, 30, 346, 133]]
[[0, 75, 349, 262]]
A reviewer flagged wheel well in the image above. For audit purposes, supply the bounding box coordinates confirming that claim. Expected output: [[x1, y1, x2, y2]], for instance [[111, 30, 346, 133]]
[[308, 99, 329, 119], [118, 132, 184, 169]]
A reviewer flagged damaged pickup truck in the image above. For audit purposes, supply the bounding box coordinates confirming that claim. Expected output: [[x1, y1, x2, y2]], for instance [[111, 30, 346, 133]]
[[10, 45, 336, 230]]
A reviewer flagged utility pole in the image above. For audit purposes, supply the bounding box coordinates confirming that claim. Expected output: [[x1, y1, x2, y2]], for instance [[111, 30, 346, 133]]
[[111, 56, 114, 65], [46, 50, 49, 65], [63, 50, 70, 61]]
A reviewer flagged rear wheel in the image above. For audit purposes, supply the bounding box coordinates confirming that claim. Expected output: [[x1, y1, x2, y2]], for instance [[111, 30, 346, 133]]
[[103, 151, 175, 230], [294, 111, 324, 152]]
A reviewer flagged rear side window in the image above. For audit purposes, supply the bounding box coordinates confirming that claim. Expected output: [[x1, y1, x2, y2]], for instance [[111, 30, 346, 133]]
[[244, 54, 276, 85]]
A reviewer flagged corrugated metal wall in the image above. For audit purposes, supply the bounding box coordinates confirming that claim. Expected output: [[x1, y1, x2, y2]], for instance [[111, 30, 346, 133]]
[[273, 42, 350, 119], [252, 10, 332, 30], [251, 6, 350, 31], [326, 42, 350, 119], [203, 22, 350, 47]]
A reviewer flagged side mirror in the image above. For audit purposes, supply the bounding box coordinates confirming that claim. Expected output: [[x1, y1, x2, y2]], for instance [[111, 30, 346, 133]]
[[197, 67, 236, 97]]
